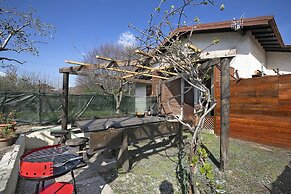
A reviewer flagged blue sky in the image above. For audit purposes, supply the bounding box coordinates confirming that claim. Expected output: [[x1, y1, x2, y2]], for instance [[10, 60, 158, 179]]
[[1, 0, 291, 87]]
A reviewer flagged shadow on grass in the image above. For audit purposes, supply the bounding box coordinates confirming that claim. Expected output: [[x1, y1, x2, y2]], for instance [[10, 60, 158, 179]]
[[175, 147, 190, 194], [201, 143, 220, 169], [129, 138, 175, 169], [159, 180, 174, 194], [271, 161, 291, 193]]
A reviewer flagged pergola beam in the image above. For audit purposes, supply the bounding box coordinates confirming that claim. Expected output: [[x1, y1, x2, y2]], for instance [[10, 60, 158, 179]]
[[122, 64, 178, 79], [61, 59, 138, 74], [60, 60, 100, 74], [76, 71, 152, 84], [134, 49, 154, 58], [62, 59, 169, 80], [96, 55, 113, 61], [64, 60, 92, 66], [106, 67, 169, 80], [136, 64, 178, 76]]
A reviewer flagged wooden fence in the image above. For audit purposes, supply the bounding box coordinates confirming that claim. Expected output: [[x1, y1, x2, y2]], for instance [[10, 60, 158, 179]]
[[214, 74, 291, 149]]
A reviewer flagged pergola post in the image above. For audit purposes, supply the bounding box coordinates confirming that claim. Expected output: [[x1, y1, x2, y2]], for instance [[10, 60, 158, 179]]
[[117, 129, 130, 172], [220, 58, 230, 172], [61, 72, 69, 131]]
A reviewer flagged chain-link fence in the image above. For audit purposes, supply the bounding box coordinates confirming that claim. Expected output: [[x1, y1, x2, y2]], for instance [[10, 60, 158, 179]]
[[0, 92, 157, 125]]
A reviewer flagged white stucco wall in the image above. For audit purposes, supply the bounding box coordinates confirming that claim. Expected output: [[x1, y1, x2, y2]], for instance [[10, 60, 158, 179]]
[[189, 31, 267, 78], [266, 52, 291, 74], [135, 83, 147, 113]]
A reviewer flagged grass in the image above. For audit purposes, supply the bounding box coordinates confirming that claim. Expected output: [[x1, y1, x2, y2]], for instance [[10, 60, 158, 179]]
[[108, 142, 180, 193], [104, 132, 291, 194], [201, 133, 291, 193]]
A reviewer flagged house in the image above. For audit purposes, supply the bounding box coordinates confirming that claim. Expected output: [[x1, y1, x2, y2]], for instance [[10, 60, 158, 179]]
[[174, 15, 291, 77], [140, 16, 291, 120], [60, 16, 291, 148], [137, 15, 291, 148]]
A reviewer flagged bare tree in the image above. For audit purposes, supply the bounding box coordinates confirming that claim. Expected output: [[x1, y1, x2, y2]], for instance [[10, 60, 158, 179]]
[[76, 43, 137, 114], [131, 0, 225, 193], [0, 66, 55, 92], [0, 6, 55, 67]]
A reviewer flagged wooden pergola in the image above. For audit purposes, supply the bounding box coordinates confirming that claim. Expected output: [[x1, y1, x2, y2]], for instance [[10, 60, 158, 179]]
[[59, 52, 231, 171], [59, 53, 179, 130]]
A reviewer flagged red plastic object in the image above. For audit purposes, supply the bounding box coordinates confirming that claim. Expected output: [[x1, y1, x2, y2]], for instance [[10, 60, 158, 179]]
[[39, 182, 74, 194], [19, 144, 61, 179], [20, 161, 53, 178]]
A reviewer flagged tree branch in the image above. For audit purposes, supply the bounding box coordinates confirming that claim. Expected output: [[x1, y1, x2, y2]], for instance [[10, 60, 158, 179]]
[[0, 57, 25, 64], [1, 22, 30, 50]]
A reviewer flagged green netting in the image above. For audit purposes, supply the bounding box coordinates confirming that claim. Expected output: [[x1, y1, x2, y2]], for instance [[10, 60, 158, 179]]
[[0, 92, 157, 124]]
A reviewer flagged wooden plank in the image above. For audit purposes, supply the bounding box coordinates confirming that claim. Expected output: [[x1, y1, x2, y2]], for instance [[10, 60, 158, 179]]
[[215, 120, 291, 139], [214, 74, 291, 149], [135, 64, 178, 76], [279, 75, 291, 102], [230, 110, 291, 117], [229, 97, 278, 105], [228, 116, 291, 129], [230, 126, 291, 147], [61, 59, 143, 73], [214, 116, 291, 149], [127, 121, 178, 143], [106, 67, 169, 80], [88, 128, 123, 152]]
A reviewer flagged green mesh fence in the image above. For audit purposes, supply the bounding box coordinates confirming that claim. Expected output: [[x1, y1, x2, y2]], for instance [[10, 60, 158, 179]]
[[0, 92, 157, 124]]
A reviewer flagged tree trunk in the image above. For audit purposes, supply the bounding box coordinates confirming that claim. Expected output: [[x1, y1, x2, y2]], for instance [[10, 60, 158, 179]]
[[114, 90, 123, 114], [115, 97, 121, 114]]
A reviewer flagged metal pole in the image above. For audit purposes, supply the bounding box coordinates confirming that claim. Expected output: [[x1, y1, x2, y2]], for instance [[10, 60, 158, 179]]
[[220, 58, 230, 172]]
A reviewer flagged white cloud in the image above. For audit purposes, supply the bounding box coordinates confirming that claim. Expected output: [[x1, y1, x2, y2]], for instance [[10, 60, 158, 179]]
[[0, 72, 6, 77], [118, 31, 136, 48]]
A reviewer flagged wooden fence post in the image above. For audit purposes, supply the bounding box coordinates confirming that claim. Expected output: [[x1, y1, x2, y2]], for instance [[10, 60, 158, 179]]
[[61, 72, 69, 131], [220, 58, 230, 172]]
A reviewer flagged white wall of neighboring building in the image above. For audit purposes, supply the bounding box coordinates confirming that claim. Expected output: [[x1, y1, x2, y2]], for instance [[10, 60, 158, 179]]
[[266, 52, 291, 74], [135, 83, 147, 113], [189, 31, 268, 78]]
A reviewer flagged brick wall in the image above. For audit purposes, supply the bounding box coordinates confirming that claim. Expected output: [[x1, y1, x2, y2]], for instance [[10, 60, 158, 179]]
[[160, 78, 181, 116], [159, 77, 194, 120]]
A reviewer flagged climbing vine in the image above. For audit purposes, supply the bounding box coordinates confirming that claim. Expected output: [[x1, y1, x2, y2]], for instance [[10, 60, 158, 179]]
[[131, 0, 226, 193]]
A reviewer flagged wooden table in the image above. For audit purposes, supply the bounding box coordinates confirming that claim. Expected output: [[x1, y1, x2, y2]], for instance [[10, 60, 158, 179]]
[[76, 116, 181, 171]]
